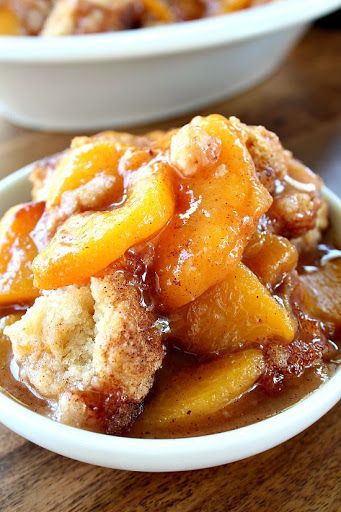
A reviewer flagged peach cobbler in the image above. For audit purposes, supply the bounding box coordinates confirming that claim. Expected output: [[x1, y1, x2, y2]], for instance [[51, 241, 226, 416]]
[[0, 114, 340, 438], [0, 0, 272, 36]]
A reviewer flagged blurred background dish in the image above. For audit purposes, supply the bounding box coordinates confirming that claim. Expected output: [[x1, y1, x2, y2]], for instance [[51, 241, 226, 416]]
[[0, 0, 340, 131], [0, 0, 274, 36]]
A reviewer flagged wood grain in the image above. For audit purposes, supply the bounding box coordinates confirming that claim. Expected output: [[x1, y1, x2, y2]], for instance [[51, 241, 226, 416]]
[[0, 26, 340, 512]]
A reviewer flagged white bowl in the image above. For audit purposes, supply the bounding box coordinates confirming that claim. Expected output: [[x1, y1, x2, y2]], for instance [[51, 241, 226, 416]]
[[0, 0, 340, 131], [0, 163, 340, 471]]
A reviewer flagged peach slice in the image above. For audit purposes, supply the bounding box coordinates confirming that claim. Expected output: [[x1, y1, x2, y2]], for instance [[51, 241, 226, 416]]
[[33, 162, 175, 289], [0, 3, 20, 35], [170, 263, 296, 354], [141, 0, 174, 22], [244, 232, 298, 288], [221, 1, 250, 13], [154, 115, 272, 310], [0, 202, 44, 304], [300, 259, 341, 329], [135, 349, 264, 431], [46, 139, 127, 207]]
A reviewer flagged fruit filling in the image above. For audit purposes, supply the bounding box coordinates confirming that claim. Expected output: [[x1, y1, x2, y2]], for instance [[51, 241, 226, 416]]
[[0, 114, 339, 437]]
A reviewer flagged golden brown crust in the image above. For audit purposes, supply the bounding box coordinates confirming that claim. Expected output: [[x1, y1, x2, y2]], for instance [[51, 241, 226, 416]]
[[169, 123, 221, 177], [227, 118, 325, 241], [57, 389, 142, 434], [260, 272, 328, 392], [91, 271, 164, 401], [244, 125, 288, 194], [5, 269, 164, 434]]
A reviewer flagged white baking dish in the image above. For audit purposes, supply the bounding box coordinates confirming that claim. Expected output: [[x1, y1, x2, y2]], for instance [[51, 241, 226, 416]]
[[0, 0, 340, 131]]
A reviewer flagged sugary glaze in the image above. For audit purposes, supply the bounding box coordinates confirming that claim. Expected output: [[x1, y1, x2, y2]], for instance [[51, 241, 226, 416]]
[[0, 114, 340, 438], [0, 240, 339, 438], [131, 242, 340, 438]]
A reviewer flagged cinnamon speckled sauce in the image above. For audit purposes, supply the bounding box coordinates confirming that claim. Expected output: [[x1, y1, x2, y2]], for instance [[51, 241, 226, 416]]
[[0, 215, 340, 439]]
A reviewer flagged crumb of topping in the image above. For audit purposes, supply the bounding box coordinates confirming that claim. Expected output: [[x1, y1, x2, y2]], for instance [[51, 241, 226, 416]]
[[5, 269, 164, 434], [170, 124, 221, 177], [41, 0, 143, 36], [9, 0, 52, 35], [292, 199, 328, 253], [269, 192, 321, 239], [31, 172, 121, 252]]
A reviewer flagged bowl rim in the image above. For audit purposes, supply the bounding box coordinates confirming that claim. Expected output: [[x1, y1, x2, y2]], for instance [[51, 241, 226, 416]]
[[0, 0, 340, 62], [0, 368, 340, 470], [0, 163, 340, 471]]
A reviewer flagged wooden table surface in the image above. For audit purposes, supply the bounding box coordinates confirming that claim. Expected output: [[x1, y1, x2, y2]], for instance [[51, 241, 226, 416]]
[[0, 26, 340, 512]]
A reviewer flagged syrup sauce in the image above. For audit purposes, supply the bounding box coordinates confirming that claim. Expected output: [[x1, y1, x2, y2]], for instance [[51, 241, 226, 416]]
[[0, 245, 339, 438]]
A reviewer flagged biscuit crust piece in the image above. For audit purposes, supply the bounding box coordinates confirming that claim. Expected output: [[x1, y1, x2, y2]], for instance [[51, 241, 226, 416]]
[[5, 269, 164, 434]]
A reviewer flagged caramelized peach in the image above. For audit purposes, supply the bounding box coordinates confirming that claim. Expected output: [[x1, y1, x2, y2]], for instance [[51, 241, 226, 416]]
[[46, 139, 126, 207], [300, 259, 341, 329], [154, 115, 272, 310], [170, 263, 296, 354], [244, 232, 298, 288], [142, 0, 174, 22], [134, 349, 264, 431], [0, 202, 44, 304], [0, 3, 20, 35], [221, 0, 250, 13], [33, 162, 175, 289]]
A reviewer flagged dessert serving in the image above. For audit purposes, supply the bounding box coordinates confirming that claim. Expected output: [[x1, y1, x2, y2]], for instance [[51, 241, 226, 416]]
[[0, 114, 340, 438], [0, 0, 271, 35]]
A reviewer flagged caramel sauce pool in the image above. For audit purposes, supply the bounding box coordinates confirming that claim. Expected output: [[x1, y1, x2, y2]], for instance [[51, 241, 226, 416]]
[[0, 307, 47, 414], [129, 347, 336, 438]]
